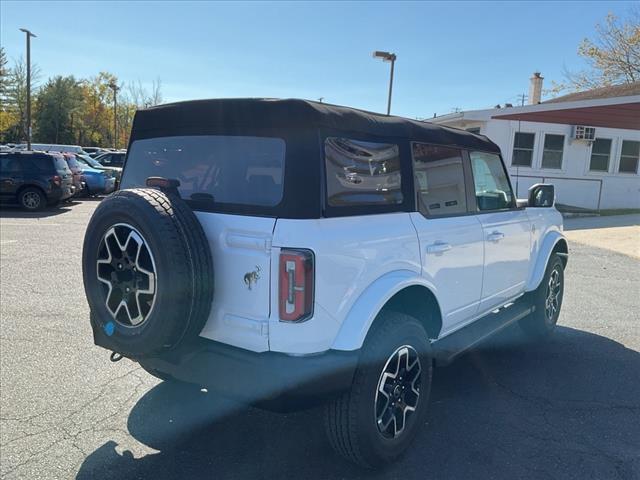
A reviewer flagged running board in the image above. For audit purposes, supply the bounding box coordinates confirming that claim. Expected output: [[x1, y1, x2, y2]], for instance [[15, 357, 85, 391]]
[[432, 299, 534, 366]]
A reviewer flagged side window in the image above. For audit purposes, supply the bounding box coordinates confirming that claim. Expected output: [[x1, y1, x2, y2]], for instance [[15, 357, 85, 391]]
[[541, 134, 565, 169], [619, 140, 639, 174], [411, 143, 467, 217], [512, 132, 535, 167], [0, 156, 21, 173], [100, 154, 112, 164], [324, 137, 402, 207], [469, 151, 514, 211], [589, 138, 611, 172]]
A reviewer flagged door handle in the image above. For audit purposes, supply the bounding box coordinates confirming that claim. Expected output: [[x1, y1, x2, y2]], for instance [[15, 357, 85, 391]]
[[487, 231, 505, 242], [426, 242, 452, 254]]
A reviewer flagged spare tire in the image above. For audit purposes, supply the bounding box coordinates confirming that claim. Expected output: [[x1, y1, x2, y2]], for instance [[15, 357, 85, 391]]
[[82, 188, 213, 357]]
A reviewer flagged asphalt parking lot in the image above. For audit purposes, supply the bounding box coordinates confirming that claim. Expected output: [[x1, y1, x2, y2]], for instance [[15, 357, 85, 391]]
[[1, 201, 639, 480]]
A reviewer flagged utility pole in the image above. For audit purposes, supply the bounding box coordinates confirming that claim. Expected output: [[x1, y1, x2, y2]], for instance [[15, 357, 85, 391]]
[[19, 28, 36, 150], [108, 82, 119, 149]]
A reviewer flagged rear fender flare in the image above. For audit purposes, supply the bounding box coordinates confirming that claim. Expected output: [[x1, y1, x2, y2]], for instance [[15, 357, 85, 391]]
[[331, 270, 440, 351]]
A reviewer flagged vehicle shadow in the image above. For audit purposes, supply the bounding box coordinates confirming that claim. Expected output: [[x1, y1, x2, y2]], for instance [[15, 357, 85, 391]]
[[76, 326, 640, 480], [0, 203, 74, 218]]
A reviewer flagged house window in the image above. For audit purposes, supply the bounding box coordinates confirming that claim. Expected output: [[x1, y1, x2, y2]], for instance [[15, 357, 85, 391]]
[[512, 132, 535, 167], [619, 140, 639, 174], [589, 138, 612, 172], [541, 134, 565, 169]]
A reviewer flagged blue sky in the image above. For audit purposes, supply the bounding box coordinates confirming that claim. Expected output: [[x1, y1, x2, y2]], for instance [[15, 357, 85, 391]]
[[0, 1, 635, 118]]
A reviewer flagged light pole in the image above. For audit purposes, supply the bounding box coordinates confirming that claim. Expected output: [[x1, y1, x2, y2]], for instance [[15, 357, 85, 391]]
[[19, 28, 36, 149], [108, 82, 119, 149], [372, 50, 396, 115]]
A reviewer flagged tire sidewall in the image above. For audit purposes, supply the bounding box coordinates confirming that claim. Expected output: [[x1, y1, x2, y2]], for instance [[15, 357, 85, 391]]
[[353, 314, 433, 465], [540, 254, 564, 328]]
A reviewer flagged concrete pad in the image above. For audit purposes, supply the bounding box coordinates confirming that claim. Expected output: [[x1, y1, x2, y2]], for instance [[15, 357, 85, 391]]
[[564, 214, 640, 259]]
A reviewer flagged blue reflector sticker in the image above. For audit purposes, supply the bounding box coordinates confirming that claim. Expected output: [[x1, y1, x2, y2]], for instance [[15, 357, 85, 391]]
[[104, 321, 115, 336]]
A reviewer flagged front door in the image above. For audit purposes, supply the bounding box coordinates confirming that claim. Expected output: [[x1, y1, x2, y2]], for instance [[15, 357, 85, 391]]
[[410, 143, 484, 333], [469, 151, 531, 312]]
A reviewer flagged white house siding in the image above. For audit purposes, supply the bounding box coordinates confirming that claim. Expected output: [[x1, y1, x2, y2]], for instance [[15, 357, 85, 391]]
[[477, 120, 640, 210]]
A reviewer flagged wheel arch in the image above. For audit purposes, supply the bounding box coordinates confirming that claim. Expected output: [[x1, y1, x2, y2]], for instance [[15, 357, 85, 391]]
[[526, 231, 568, 292], [331, 270, 443, 351], [16, 183, 46, 198]]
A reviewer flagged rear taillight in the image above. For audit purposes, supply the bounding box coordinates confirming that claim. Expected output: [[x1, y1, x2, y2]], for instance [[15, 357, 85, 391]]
[[52, 175, 61, 186], [279, 249, 314, 322]]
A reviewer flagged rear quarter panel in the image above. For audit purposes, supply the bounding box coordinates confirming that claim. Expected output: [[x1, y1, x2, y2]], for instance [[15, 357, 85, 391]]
[[271, 213, 421, 354]]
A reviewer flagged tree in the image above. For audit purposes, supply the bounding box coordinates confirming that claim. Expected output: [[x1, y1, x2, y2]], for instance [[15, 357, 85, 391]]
[[0, 56, 40, 143], [552, 11, 640, 93], [34, 76, 83, 144]]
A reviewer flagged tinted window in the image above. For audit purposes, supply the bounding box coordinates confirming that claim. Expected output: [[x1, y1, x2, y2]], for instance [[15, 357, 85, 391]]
[[20, 155, 56, 173], [111, 154, 125, 166], [590, 138, 611, 172], [122, 135, 286, 207], [541, 134, 564, 169], [325, 137, 402, 206], [470, 151, 514, 211], [411, 143, 467, 217], [512, 132, 535, 167], [619, 140, 639, 174], [0, 155, 21, 172]]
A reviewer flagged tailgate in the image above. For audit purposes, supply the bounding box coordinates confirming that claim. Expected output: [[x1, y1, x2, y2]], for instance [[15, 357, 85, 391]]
[[195, 212, 275, 352]]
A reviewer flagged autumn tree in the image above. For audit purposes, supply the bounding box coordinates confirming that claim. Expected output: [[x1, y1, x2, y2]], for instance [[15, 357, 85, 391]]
[[34, 76, 83, 144], [554, 11, 640, 93]]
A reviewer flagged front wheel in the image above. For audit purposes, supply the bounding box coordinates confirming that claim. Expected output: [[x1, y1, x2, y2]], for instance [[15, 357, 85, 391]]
[[519, 252, 565, 338], [324, 311, 433, 468]]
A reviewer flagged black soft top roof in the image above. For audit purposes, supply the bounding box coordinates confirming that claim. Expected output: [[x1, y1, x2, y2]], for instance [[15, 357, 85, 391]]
[[132, 98, 500, 153]]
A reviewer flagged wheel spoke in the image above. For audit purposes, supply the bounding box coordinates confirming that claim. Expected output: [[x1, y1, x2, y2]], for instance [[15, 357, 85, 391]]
[[95, 224, 157, 328]]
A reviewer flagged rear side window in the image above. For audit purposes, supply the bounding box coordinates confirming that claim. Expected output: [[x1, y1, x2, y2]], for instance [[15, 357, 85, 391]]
[[324, 137, 402, 206], [469, 151, 514, 211], [0, 155, 21, 172], [122, 135, 286, 207], [411, 143, 467, 217]]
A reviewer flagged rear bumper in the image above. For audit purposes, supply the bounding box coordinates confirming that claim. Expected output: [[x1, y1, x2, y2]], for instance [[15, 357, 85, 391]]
[[138, 338, 359, 412]]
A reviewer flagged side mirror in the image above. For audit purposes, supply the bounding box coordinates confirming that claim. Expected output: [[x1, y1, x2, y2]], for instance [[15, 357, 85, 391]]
[[528, 183, 555, 208]]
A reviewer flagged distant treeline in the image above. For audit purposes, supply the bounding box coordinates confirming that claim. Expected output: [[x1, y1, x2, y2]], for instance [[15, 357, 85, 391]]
[[0, 47, 162, 148]]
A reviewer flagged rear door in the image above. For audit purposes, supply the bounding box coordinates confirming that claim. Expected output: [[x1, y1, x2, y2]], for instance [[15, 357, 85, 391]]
[[469, 151, 531, 312], [0, 155, 23, 201], [410, 143, 484, 333], [122, 134, 287, 352]]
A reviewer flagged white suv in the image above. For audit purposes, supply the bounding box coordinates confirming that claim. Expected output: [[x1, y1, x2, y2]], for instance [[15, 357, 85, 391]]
[[82, 98, 568, 467]]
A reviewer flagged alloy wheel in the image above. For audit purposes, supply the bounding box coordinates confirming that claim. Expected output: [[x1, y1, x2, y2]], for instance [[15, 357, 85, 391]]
[[22, 191, 41, 209], [374, 345, 422, 439], [545, 266, 562, 323], [96, 223, 157, 327]]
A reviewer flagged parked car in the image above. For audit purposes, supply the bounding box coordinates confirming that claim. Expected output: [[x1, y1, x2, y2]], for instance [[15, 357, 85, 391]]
[[81, 99, 568, 467], [75, 153, 122, 187], [0, 150, 75, 210], [82, 147, 108, 157], [12, 143, 87, 155], [94, 151, 126, 168], [62, 153, 86, 198], [79, 166, 116, 197]]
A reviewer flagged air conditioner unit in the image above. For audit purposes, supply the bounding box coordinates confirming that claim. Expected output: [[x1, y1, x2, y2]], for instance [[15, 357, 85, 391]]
[[572, 125, 596, 141]]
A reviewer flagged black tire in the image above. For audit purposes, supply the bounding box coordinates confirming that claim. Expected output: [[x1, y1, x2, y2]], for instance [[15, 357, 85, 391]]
[[82, 188, 213, 357], [19, 187, 46, 211], [519, 253, 564, 338], [324, 311, 433, 468]]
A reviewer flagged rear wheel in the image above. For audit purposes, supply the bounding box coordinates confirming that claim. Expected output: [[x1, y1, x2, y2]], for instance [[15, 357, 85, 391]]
[[19, 187, 45, 211], [324, 311, 433, 468], [520, 253, 565, 338]]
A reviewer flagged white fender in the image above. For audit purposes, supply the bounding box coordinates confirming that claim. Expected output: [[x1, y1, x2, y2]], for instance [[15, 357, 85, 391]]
[[526, 230, 567, 291], [331, 270, 440, 351]]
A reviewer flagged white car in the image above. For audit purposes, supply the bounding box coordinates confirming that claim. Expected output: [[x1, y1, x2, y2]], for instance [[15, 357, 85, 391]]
[[82, 98, 568, 467]]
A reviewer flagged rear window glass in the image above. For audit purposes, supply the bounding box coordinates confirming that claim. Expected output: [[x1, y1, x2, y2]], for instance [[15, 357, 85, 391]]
[[65, 156, 81, 169], [52, 155, 70, 172], [122, 135, 286, 207], [324, 137, 402, 206]]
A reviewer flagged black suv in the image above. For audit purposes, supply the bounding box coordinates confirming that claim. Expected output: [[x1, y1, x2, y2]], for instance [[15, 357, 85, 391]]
[[0, 151, 75, 210]]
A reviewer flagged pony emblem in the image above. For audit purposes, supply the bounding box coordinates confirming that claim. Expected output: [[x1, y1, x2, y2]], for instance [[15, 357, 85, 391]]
[[244, 266, 261, 290]]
